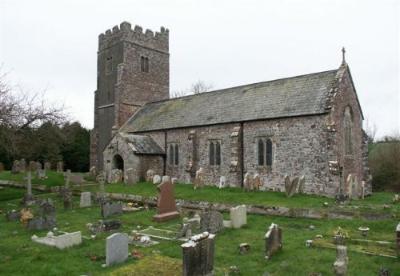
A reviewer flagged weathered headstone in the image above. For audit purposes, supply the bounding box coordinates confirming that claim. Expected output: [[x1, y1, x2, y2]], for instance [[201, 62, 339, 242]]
[[20, 159, 26, 172], [177, 217, 192, 239], [27, 199, 56, 230], [106, 233, 129, 266], [239, 243, 250, 254], [101, 201, 123, 218], [243, 172, 253, 191], [37, 169, 46, 179], [88, 220, 122, 234], [44, 161, 51, 171], [193, 167, 205, 189], [56, 161, 63, 173], [146, 169, 155, 182], [218, 176, 226, 189], [298, 175, 306, 194], [80, 192, 92, 208], [125, 168, 138, 185], [153, 174, 161, 184], [284, 175, 299, 197], [11, 160, 20, 174], [253, 173, 262, 191], [29, 161, 37, 171], [0, 162, 4, 172], [32, 231, 82, 250], [200, 211, 224, 234], [333, 245, 348, 276], [153, 176, 180, 222], [89, 166, 97, 177], [60, 187, 72, 210], [171, 177, 178, 185], [6, 209, 21, 221], [361, 181, 366, 199], [110, 169, 122, 183], [230, 205, 247, 229], [181, 232, 215, 276], [70, 174, 84, 185], [265, 223, 282, 260]]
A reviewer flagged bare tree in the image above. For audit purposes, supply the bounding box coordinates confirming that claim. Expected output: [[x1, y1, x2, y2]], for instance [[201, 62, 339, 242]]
[[171, 80, 213, 98], [0, 69, 66, 129], [364, 117, 377, 143]]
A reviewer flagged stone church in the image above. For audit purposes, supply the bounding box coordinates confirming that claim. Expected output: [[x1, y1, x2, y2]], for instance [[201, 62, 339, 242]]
[[90, 21, 371, 198]]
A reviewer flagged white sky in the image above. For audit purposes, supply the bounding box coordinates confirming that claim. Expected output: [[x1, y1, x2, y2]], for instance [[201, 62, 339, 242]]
[[1, 0, 399, 138]]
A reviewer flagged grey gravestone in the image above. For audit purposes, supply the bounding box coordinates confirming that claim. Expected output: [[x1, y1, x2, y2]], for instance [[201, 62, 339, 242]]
[[37, 169, 46, 179], [153, 175, 161, 184], [200, 211, 224, 234], [106, 233, 129, 266], [265, 223, 282, 260], [230, 205, 247, 229], [11, 160, 20, 174], [22, 171, 35, 206], [6, 210, 21, 221], [243, 172, 253, 191], [298, 175, 306, 194], [56, 161, 63, 173], [20, 159, 26, 172], [101, 201, 123, 218], [44, 162, 51, 171], [70, 174, 84, 185], [27, 199, 56, 230], [80, 192, 91, 208], [333, 245, 348, 276], [181, 232, 215, 276]]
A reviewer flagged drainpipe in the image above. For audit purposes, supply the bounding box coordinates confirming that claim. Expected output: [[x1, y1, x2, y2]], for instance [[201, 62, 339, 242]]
[[163, 131, 167, 175], [240, 122, 244, 188]]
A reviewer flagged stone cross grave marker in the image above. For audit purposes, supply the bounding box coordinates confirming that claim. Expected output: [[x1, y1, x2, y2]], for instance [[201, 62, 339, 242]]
[[230, 205, 247, 229], [80, 192, 92, 208], [181, 232, 215, 276], [153, 176, 180, 222], [265, 223, 282, 260], [106, 233, 129, 266], [333, 245, 348, 276]]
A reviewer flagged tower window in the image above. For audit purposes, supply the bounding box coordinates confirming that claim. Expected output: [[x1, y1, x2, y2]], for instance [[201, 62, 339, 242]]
[[257, 137, 273, 167], [141, 56, 149, 72], [105, 56, 113, 75], [209, 140, 221, 166]]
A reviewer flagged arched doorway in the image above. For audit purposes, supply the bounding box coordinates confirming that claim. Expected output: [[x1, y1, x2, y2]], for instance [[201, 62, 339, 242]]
[[113, 154, 124, 171]]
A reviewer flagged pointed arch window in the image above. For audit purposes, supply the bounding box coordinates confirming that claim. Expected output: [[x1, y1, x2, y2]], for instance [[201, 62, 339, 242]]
[[168, 143, 179, 166], [209, 140, 221, 166], [257, 137, 273, 167]]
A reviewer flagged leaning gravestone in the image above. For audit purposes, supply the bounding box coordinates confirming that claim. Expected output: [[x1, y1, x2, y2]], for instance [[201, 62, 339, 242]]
[[11, 160, 20, 174], [284, 175, 299, 197], [333, 245, 348, 276], [101, 201, 123, 218], [106, 233, 129, 266], [153, 176, 180, 222], [80, 192, 92, 208], [230, 205, 247, 229], [265, 223, 282, 260], [181, 232, 215, 276], [243, 172, 253, 191], [200, 211, 224, 234]]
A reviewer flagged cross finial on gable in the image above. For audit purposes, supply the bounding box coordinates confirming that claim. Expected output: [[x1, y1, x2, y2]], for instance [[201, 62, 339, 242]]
[[341, 47, 346, 65]]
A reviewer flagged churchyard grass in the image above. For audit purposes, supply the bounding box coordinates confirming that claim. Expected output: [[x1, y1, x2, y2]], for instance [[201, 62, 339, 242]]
[[0, 170, 65, 187], [0, 187, 399, 275]]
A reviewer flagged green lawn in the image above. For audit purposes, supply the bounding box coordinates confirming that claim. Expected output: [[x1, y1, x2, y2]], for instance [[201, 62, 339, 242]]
[[0, 188, 399, 275], [0, 170, 66, 187]]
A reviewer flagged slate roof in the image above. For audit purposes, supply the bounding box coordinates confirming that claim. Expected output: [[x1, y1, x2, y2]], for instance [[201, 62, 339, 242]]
[[121, 69, 338, 133], [120, 133, 164, 155]]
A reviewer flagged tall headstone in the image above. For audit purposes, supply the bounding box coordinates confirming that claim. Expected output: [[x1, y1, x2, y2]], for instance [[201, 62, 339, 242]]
[[22, 171, 35, 206], [243, 172, 253, 191], [106, 233, 129, 266], [298, 175, 306, 194], [333, 245, 348, 276], [44, 161, 51, 171], [253, 173, 262, 190], [218, 176, 226, 189], [193, 168, 205, 189], [230, 205, 247, 229], [181, 232, 215, 276], [284, 175, 299, 197], [11, 160, 20, 174], [29, 161, 37, 171], [265, 223, 282, 260], [56, 161, 64, 173], [125, 168, 137, 185], [80, 192, 92, 208], [153, 176, 180, 222]]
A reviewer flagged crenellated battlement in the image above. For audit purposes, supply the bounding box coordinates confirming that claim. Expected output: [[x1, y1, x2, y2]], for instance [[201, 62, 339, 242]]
[[99, 21, 169, 53]]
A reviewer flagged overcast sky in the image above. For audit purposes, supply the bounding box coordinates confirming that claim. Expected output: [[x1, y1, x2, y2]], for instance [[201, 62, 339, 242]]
[[1, 0, 399, 138]]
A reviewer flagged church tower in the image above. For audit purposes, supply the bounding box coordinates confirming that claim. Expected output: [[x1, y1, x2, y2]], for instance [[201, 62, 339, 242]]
[[90, 21, 170, 170]]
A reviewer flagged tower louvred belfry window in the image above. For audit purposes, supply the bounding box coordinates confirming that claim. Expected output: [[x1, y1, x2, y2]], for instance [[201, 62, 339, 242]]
[[141, 56, 149, 72]]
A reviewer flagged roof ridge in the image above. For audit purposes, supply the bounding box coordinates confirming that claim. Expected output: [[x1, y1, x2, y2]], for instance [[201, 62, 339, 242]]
[[146, 68, 338, 106]]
